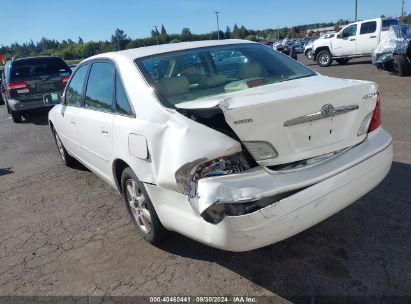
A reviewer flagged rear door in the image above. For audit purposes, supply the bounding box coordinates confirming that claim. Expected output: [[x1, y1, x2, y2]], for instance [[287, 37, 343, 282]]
[[75, 61, 115, 181], [332, 24, 358, 56], [357, 20, 379, 54], [9, 57, 71, 101]]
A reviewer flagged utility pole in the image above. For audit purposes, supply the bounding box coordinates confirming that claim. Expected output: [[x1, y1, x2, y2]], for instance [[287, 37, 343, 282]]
[[401, 0, 405, 17], [355, 0, 358, 21], [213, 11, 221, 40], [153, 25, 159, 45]]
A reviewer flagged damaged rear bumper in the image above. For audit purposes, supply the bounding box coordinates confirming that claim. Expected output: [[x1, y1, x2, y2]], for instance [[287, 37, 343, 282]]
[[146, 127, 392, 251]]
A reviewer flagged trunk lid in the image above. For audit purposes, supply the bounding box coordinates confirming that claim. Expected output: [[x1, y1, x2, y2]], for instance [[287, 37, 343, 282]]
[[177, 75, 379, 166]]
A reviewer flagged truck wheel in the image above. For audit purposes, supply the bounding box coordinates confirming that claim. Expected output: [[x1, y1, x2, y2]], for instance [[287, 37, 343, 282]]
[[121, 167, 169, 245], [316, 50, 333, 67], [305, 49, 313, 60], [10, 109, 22, 123], [336, 58, 350, 65], [393, 55, 411, 76]]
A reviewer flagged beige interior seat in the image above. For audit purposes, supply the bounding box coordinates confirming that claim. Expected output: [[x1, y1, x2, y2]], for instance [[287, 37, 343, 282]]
[[158, 76, 189, 96], [237, 62, 267, 79], [199, 74, 228, 88]]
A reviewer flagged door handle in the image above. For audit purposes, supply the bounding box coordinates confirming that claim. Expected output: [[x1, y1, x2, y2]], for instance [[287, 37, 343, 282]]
[[370, 35, 377, 38], [70, 120, 76, 126], [349, 38, 356, 41], [101, 128, 111, 135]]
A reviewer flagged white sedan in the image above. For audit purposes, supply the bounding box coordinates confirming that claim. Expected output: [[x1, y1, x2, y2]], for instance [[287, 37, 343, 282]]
[[44, 39, 392, 252]]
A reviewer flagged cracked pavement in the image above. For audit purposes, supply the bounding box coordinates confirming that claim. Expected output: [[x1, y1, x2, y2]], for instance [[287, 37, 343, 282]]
[[0, 56, 410, 303]]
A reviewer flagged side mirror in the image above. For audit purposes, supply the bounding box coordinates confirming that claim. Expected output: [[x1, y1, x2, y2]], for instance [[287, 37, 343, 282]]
[[43, 93, 61, 106], [337, 33, 342, 39]]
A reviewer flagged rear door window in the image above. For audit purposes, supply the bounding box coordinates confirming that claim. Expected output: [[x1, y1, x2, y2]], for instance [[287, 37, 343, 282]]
[[65, 64, 89, 106], [84, 62, 115, 111], [10, 57, 70, 81], [115, 74, 133, 115], [360, 21, 377, 34]]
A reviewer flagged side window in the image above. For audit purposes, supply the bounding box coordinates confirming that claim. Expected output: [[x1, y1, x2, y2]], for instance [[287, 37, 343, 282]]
[[84, 62, 114, 111], [65, 64, 88, 106], [360, 21, 377, 35], [115, 74, 133, 115], [342, 24, 358, 38]]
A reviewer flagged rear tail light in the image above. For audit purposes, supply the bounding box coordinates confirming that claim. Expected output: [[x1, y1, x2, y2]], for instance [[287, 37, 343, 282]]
[[7, 81, 28, 92], [368, 94, 381, 133], [61, 76, 70, 84]]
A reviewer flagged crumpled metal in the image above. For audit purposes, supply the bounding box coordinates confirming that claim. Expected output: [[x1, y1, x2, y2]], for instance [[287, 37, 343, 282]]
[[372, 24, 411, 65]]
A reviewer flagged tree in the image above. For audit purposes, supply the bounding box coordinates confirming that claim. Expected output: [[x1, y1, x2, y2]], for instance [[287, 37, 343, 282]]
[[161, 24, 167, 36], [225, 26, 232, 39], [232, 24, 240, 39], [181, 28, 192, 41], [111, 28, 129, 50], [78, 37, 84, 44]]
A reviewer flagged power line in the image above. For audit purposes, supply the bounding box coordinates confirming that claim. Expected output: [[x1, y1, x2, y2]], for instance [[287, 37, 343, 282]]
[[213, 11, 221, 40]]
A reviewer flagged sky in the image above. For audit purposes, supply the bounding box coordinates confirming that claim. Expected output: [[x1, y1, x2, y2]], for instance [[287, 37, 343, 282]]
[[0, 0, 407, 45]]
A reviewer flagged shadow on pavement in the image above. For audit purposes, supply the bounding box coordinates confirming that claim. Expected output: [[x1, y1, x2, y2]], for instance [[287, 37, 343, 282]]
[[0, 167, 14, 176], [20, 109, 50, 126], [158, 161, 411, 302]]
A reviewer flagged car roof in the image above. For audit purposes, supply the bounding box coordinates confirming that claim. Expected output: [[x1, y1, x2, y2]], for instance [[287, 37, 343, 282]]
[[87, 39, 255, 62]]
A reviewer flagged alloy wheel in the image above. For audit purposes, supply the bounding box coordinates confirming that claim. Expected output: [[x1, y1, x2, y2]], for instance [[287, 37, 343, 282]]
[[125, 179, 152, 234], [54, 132, 66, 161], [319, 54, 329, 65]]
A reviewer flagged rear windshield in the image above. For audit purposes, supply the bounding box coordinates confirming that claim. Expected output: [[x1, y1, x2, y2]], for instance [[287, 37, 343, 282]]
[[382, 19, 399, 31], [10, 57, 70, 81], [135, 43, 316, 108]]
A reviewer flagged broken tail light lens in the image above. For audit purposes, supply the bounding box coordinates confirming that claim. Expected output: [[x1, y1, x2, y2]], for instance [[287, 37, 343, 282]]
[[192, 153, 251, 182]]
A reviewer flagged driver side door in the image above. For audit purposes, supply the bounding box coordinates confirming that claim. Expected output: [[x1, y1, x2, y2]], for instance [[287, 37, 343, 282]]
[[332, 24, 358, 56]]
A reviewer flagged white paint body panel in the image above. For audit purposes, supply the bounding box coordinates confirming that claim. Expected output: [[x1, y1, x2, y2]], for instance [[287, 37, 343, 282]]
[[48, 39, 393, 251]]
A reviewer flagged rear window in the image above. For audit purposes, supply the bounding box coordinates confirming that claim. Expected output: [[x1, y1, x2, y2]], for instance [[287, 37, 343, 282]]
[[10, 57, 70, 81], [382, 19, 399, 31], [136, 43, 316, 108]]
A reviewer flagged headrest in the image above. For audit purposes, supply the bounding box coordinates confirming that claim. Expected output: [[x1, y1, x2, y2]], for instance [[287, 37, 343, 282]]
[[158, 76, 189, 96], [237, 63, 266, 79]]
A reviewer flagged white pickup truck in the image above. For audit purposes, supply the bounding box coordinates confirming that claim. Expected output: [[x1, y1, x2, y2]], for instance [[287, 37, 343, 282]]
[[312, 18, 399, 67]]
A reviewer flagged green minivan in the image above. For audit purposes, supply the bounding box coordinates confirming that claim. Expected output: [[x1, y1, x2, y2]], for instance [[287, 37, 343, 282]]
[[1, 56, 71, 123]]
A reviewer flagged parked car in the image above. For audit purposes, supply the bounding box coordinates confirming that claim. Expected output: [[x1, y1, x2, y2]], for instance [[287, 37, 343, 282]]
[[0, 67, 4, 105], [44, 40, 392, 252], [312, 18, 399, 67], [1, 56, 71, 122], [372, 24, 411, 76]]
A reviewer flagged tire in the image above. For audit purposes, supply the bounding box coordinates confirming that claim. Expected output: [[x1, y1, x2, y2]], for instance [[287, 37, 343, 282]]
[[305, 49, 313, 60], [53, 128, 76, 167], [10, 109, 22, 123], [121, 167, 168, 245], [316, 50, 333, 67], [336, 58, 350, 65], [393, 55, 411, 76]]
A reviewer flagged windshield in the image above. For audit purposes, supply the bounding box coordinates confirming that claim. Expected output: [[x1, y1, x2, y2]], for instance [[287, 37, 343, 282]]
[[135, 43, 316, 108]]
